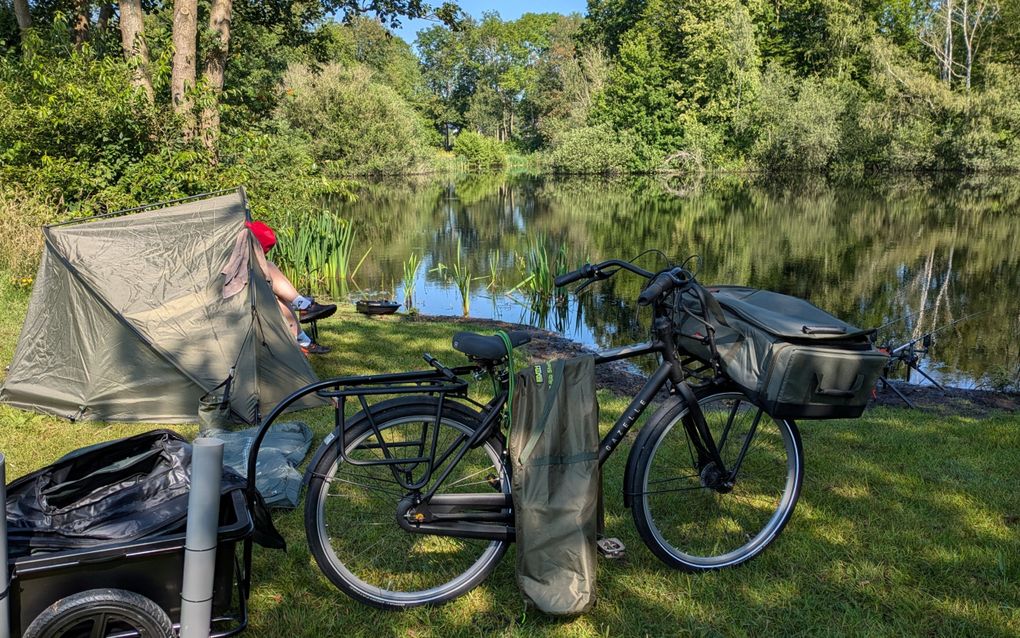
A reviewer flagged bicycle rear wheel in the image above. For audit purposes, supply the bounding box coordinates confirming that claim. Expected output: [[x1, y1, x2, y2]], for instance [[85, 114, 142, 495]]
[[632, 389, 803, 571], [304, 399, 510, 609]]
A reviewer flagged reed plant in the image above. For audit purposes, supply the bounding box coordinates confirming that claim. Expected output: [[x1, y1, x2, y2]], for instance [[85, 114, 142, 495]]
[[511, 236, 571, 301], [431, 238, 477, 316], [402, 252, 422, 308], [486, 250, 502, 291], [272, 212, 370, 299]]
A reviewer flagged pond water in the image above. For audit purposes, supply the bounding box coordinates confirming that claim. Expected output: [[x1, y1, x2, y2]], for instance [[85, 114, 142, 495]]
[[324, 173, 1020, 391]]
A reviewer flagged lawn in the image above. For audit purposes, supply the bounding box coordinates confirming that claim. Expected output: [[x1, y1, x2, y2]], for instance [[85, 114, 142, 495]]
[[0, 279, 1017, 637]]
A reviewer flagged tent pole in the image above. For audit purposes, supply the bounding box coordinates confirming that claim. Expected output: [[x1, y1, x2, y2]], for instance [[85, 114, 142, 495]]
[[46, 187, 242, 228]]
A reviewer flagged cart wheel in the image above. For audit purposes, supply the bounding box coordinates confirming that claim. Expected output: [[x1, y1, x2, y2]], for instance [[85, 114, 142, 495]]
[[23, 588, 174, 638]]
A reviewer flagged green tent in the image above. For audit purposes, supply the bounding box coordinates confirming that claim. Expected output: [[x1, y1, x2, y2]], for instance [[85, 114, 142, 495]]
[[0, 188, 321, 424]]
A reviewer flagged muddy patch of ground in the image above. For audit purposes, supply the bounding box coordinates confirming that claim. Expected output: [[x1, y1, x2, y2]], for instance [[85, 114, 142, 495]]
[[410, 314, 1020, 418]]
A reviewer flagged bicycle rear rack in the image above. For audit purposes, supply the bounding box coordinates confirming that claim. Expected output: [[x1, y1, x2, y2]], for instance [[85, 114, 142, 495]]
[[313, 367, 477, 492]]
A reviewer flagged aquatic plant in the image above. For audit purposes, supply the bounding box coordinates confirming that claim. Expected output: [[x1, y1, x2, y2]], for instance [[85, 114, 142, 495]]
[[431, 238, 477, 316], [402, 252, 422, 308], [511, 237, 571, 301], [487, 250, 502, 291], [272, 212, 370, 299]]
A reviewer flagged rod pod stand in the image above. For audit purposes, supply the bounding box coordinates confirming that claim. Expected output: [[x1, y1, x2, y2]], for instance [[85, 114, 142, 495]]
[[0, 453, 9, 638], [180, 438, 224, 638]]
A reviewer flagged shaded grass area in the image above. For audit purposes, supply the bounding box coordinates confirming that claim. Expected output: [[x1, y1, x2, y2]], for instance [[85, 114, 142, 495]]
[[0, 280, 1017, 636]]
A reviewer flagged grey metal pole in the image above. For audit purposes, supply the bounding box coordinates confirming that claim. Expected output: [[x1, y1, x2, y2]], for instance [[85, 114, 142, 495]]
[[0, 453, 10, 638], [179, 438, 223, 638]]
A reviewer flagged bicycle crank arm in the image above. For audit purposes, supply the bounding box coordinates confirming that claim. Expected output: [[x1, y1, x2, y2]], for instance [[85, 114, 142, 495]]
[[396, 493, 515, 541]]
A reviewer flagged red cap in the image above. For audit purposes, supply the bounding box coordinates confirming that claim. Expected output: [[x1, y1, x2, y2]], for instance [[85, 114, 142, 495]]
[[245, 220, 276, 254]]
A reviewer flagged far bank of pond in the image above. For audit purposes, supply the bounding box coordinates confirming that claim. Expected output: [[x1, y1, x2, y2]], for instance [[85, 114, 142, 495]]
[[312, 173, 1019, 391]]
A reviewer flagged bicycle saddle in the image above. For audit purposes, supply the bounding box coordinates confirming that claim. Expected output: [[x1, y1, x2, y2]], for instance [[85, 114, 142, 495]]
[[452, 331, 531, 361]]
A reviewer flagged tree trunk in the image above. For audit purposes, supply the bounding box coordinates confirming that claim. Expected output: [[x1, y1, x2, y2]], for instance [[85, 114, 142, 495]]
[[98, 3, 114, 31], [943, 0, 954, 85], [200, 0, 233, 156], [963, 0, 972, 90], [118, 0, 155, 103], [13, 0, 31, 32], [171, 0, 199, 140], [72, 0, 91, 49]]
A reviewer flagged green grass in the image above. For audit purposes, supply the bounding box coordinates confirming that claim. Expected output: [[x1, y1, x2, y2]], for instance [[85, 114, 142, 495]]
[[0, 279, 1018, 637]]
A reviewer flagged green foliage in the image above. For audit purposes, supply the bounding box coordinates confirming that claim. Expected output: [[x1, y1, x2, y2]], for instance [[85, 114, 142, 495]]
[[1, 0, 1019, 226], [751, 67, 848, 171], [548, 124, 641, 174], [0, 35, 171, 208], [402, 252, 422, 307], [451, 130, 507, 170], [511, 236, 571, 303], [0, 184, 54, 280], [312, 17, 426, 103], [431, 237, 476, 316], [277, 63, 434, 175], [271, 212, 370, 299]]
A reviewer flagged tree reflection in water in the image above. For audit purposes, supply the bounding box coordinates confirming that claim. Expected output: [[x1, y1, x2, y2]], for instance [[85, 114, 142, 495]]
[[326, 173, 1020, 390]]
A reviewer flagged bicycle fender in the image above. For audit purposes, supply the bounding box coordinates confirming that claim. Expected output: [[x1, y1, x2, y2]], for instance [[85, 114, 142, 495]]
[[300, 396, 487, 489], [622, 396, 686, 509]]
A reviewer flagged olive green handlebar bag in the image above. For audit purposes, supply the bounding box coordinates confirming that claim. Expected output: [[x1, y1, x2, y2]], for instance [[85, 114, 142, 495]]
[[510, 355, 599, 615]]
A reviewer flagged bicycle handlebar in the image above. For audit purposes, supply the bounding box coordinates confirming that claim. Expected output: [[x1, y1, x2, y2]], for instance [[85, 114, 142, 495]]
[[637, 272, 676, 306], [554, 264, 596, 287], [555, 259, 656, 288], [557, 258, 691, 307]]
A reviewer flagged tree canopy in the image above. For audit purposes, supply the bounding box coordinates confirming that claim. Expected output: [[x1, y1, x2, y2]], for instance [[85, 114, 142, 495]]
[[0, 0, 1018, 220]]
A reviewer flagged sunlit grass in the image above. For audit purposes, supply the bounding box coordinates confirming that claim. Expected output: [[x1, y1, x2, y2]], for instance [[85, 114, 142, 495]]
[[0, 279, 1017, 636]]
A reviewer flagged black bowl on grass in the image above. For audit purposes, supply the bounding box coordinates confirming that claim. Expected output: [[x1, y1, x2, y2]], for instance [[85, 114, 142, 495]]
[[355, 300, 401, 316]]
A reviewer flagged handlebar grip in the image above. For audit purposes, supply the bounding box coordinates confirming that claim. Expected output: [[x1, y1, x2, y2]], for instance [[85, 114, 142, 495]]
[[555, 264, 593, 287], [638, 273, 673, 306]]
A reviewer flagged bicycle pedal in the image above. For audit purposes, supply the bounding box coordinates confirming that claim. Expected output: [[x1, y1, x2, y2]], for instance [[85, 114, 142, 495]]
[[597, 537, 626, 559]]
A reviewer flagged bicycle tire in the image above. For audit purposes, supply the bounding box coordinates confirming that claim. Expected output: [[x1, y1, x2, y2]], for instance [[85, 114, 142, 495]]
[[632, 388, 803, 571], [23, 588, 174, 638], [305, 398, 510, 609]]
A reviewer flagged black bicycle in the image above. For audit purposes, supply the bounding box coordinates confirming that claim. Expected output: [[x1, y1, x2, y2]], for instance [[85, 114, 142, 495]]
[[247, 257, 804, 609]]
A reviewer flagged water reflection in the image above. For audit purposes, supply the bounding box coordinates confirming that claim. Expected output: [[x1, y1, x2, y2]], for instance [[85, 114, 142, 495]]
[[326, 173, 1020, 390]]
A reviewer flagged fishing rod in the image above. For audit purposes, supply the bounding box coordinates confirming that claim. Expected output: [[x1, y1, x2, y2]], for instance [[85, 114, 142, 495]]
[[876, 311, 984, 408], [886, 311, 985, 356]]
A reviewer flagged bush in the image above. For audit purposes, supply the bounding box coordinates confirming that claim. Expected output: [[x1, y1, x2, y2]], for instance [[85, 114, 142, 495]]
[[277, 64, 433, 175], [0, 185, 55, 280], [751, 67, 847, 171], [0, 40, 171, 207], [547, 124, 640, 174], [451, 131, 507, 170]]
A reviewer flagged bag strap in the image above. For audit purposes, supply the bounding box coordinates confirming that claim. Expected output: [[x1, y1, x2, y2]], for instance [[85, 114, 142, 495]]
[[518, 362, 560, 464], [496, 331, 517, 434], [676, 282, 727, 381], [202, 366, 236, 406]]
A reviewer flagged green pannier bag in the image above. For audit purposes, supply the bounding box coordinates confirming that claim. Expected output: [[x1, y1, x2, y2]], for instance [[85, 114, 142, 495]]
[[509, 355, 599, 616], [675, 286, 888, 419]]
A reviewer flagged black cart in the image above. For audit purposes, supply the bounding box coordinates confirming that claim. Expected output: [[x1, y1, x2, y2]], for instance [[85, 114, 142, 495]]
[[6, 490, 253, 638]]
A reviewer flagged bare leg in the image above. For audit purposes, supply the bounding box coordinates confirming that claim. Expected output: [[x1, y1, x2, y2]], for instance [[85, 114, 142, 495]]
[[266, 260, 300, 304], [278, 299, 299, 337]]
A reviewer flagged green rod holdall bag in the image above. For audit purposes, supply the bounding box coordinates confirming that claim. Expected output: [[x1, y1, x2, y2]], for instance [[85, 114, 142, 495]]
[[675, 286, 888, 419], [509, 355, 599, 616]]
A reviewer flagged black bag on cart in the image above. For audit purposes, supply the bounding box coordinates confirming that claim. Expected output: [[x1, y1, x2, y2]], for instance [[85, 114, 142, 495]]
[[675, 285, 888, 419], [5, 429, 283, 555]]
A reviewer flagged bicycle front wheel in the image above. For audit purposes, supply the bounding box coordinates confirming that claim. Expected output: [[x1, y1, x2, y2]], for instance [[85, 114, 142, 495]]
[[305, 399, 510, 609], [632, 389, 803, 571]]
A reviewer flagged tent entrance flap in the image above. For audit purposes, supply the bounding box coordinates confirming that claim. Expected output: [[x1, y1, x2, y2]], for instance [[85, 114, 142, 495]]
[[0, 188, 324, 424]]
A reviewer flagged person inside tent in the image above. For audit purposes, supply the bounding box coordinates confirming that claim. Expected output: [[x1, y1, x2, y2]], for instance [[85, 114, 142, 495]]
[[246, 220, 336, 355]]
